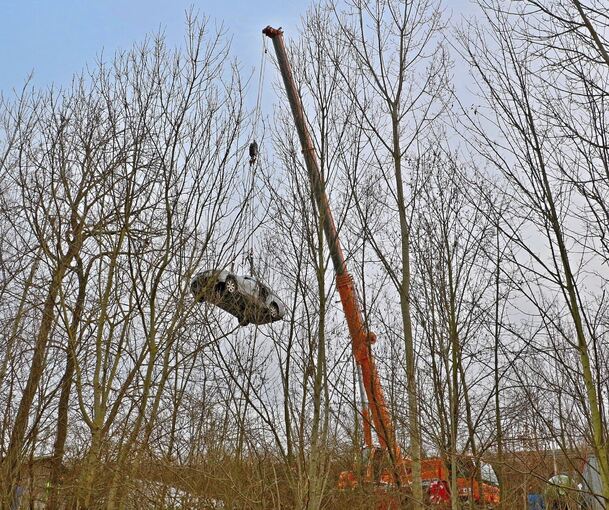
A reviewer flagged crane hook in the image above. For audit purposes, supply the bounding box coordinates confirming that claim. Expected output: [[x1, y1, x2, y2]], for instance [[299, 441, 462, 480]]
[[249, 140, 258, 167]]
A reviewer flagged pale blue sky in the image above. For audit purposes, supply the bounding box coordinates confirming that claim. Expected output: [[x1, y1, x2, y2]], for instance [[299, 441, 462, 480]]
[[0, 1, 479, 95], [0, 1, 314, 93]]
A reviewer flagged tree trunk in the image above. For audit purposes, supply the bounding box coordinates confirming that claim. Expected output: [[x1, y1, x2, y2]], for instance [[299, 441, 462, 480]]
[[1, 249, 76, 506], [47, 259, 86, 510], [391, 109, 423, 508]]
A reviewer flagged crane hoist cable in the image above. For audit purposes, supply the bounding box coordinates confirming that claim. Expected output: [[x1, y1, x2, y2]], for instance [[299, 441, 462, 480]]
[[243, 34, 268, 278], [253, 33, 267, 140], [248, 33, 267, 169]]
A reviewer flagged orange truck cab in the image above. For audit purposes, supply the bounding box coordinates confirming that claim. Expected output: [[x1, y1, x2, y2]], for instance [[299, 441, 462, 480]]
[[340, 452, 500, 508]]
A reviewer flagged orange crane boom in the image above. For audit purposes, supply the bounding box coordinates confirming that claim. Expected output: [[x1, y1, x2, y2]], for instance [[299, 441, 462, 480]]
[[262, 25, 404, 482]]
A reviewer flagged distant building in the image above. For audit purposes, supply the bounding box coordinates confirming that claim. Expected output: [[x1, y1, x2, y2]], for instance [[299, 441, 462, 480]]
[[487, 448, 592, 508]]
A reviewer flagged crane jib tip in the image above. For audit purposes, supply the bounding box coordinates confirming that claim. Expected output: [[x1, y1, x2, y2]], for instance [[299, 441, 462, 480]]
[[262, 26, 282, 38]]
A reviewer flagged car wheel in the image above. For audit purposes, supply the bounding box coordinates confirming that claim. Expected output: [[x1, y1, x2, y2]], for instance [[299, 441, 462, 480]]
[[225, 276, 237, 294], [269, 302, 280, 320]]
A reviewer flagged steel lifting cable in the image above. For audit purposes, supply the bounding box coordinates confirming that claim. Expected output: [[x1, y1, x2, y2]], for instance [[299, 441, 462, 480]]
[[244, 35, 268, 277], [253, 33, 267, 137]]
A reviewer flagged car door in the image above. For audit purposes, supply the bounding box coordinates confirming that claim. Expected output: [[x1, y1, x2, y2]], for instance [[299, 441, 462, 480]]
[[240, 276, 258, 301], [240, 277, 264, 319], [257, 281, 270, 305]]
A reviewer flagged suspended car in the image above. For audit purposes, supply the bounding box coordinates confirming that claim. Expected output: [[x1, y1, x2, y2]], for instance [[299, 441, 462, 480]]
[[191, 269, 286, 326]]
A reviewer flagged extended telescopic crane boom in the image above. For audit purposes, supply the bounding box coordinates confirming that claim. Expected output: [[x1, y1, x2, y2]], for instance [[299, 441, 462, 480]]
[[262, 26, 404, 480]]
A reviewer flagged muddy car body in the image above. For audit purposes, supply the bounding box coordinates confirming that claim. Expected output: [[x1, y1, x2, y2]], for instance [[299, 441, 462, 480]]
[[191, 269, 286, 326]]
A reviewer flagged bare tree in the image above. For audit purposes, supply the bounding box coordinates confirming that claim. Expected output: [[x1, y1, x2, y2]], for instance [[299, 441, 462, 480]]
[[410, 149, 498, 509], [324, 0, 450, 505], [460, 0, 609, 504], [0, 14, 253, 508]]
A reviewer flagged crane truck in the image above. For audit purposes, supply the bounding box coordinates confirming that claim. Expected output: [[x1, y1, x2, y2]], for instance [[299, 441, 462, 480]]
[[262, 26, 500, 509], [262, 24, 408, 493]]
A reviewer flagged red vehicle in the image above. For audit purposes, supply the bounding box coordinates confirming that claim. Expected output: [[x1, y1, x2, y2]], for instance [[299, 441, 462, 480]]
[[263, 25, 500, 509], [423, 457, 500, 507]]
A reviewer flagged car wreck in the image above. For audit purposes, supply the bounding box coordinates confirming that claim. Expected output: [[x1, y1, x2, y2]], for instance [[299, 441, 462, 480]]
[[190, 269, 286, 326]]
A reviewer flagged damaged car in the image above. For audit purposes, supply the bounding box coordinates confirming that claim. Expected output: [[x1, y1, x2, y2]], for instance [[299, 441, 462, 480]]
[[190, 269, 286, 326]]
